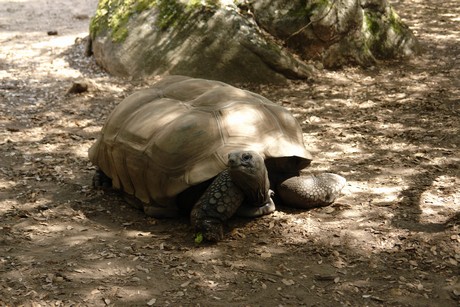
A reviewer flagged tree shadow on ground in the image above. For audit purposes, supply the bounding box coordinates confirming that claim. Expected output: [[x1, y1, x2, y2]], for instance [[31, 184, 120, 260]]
[[1, 0, 459, 305]]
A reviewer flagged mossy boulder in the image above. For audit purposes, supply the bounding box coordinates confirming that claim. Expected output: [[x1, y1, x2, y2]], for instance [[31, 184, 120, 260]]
[[252, 0, 419, 68], [88, 0, 419, 83]]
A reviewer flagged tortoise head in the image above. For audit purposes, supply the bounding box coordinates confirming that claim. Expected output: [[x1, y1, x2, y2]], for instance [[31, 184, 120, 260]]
[[228, 151, 264, 172], [227, 151, 270, 206]]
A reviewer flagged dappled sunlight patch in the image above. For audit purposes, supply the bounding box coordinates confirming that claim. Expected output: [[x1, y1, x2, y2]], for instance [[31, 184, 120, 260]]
[[422, 153, 460, 167], [333, 143, 363, 154], [319, 150, 354, 161], [184, 246, 224, 263], [123, 229, 155, 239], [383, 167, 419, 177], [35, 142, 63, 155], [346, 177, 369, 190], [339, 207, 368, 220], [5, 127, 45, 143], [78, 286, 154, 306], [419, 175, 460, 224], [69, 142, 94, 159], [15, 222, 69, 234], [277, 215, 319, 241], [0, 33, 87, 80], [33, 33, 90, 49], [0, 179, 18, 190], [0, 199, 20, 215], [62, 234, 99, 246], [0, 0, 459, 305], [369, 185, 406, 204], [10, 208, 92, 235], [290, 217, 398, 256], [376, 141, 424, 152], [83, 125, 103, 135], [67, 257, 160, 288]]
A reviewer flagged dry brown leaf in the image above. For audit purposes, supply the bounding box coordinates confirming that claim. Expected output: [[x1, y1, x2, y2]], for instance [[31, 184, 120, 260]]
[[281, 279, 295, 286]]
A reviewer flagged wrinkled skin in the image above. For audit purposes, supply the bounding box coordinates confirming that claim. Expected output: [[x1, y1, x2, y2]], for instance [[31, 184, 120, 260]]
[[189, 150, 346, 241], [228, 151, 271, 206], [191, 151, 274, 242]]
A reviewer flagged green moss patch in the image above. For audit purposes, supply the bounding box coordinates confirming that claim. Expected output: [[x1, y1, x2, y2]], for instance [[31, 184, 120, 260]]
[[90, 0, 156, 42], [362, 6, 409, 59], [364, 11, 380, 36], [89, 0, 220, 43], [388, 7, 405, 35], [300, 0, 331, 19]]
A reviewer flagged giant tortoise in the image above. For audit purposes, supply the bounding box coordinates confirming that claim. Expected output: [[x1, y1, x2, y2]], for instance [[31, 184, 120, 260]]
[[89, 76, 346, 241]]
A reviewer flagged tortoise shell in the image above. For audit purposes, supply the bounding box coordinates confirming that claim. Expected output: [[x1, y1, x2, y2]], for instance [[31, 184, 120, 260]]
[[88, 76, 312, 207]]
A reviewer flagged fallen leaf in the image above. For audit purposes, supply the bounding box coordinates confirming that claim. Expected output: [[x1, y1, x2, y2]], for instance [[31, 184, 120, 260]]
[[281, 279, 295, 286], [448, 258, 458, 266], [136, 265, 149, 273]]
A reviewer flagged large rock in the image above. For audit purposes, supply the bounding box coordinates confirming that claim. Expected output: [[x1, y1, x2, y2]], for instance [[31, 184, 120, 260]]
[[89, 0, 419, 83], [251, 0, 419, 68]]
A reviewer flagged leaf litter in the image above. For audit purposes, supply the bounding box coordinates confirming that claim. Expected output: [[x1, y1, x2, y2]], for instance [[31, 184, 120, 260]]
[[0, 0, 459, 306]]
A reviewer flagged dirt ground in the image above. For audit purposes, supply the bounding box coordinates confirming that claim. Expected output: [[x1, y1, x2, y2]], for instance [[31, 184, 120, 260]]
[[0, 0, 459, 306]]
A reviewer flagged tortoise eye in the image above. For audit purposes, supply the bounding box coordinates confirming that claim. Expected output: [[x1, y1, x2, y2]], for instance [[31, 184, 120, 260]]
[[242, 153, 252, 161]]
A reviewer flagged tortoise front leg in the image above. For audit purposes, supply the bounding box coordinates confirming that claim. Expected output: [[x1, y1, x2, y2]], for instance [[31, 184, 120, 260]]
[[191, 170, 245, 242], [236, 190, 276, 217], [277, 173, 346, 209]]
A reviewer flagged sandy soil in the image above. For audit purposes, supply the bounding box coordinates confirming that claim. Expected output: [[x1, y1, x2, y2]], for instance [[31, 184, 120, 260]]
[[0, 0, 459, 306]]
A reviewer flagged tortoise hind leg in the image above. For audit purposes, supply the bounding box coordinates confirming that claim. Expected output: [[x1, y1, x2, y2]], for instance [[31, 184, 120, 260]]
[[93, 168, 112, 189], [277, 173, 346, 209], [92, 168, 179, 218], [142, 201, 179, 218]]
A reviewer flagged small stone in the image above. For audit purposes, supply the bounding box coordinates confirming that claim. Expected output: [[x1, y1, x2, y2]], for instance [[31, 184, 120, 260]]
[[67, 80, 89, 94]]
